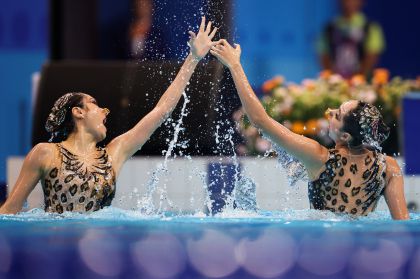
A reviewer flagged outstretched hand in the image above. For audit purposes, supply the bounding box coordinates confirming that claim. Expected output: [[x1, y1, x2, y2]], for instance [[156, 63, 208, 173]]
[[188, 17, 218, 61], [210, 39, 241, 69]]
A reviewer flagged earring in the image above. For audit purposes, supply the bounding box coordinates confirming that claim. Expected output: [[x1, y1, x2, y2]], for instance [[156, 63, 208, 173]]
[[104, 108, 110, 116]]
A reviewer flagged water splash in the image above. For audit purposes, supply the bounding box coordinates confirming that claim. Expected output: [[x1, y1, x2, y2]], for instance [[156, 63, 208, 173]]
[[139, 91, 191, 215], [234, 176, 257, 211], [262, 133, 308, 187], [2, 207, 417, 222], [219, 125, 240, 212], [208, 87, 259, 214], [189, 159, 211, 215]]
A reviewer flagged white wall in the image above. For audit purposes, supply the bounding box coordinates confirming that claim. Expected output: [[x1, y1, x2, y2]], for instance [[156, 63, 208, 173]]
[[7, 157, 419, 213]]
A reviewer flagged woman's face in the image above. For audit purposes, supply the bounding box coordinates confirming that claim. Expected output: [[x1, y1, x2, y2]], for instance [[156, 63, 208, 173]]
[[81, 94, 109, 141], [327, 100, 358, 143]]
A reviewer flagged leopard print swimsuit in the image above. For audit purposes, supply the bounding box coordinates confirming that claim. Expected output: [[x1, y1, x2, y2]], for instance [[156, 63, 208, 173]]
[[308, 149, 387, 216], [42, 143, 116, 213]]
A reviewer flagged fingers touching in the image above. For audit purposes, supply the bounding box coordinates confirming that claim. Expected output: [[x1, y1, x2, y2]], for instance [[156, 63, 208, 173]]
[[212, 40, 241, 51], [188, 16, 220, 60], [187, 16, 240, 61]]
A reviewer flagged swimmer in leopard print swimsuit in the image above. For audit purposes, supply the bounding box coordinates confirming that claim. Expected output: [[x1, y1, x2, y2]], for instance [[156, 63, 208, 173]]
[[0, 17, 219, 214], [308, 148, 387, 216], [43, 143, 116, 213], [210, 39, 409, 219]]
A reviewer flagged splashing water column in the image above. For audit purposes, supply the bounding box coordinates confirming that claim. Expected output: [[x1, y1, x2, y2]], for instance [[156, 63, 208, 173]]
[[140, 92, 190, 215]]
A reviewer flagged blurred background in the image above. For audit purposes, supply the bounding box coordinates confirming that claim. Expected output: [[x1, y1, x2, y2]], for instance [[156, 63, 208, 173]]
[[1, 0, 420, 192]]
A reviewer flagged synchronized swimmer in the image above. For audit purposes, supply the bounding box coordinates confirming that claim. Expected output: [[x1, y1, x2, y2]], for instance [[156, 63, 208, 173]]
[[0, 16, 409, 219], [0, 17, 218, 214], [210, 39, 409, 220]]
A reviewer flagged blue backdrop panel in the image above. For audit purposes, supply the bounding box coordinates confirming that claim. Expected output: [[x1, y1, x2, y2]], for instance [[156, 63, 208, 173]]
[[364, 0, 420, 78], [233, 0, 337, 85], [0, 0, 48, 182], [402, 93, 420, 175], [207, 163, 241, 214], [0, 0, 47, 49]]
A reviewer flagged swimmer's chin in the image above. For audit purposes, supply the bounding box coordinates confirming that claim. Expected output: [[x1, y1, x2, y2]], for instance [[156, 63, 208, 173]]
[[97, 126, 107, 141], [99, 132, 107, 141]]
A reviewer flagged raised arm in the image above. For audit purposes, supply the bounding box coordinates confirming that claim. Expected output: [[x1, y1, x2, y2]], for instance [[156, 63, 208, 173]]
[[384, 157, 409, 220], [0, 143, 52, 214], [210, 40, 328, 177], [107, 17, 218, 174]]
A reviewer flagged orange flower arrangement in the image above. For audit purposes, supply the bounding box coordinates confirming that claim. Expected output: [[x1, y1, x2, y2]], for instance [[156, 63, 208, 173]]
[[350, 74, 366, 86], [291, 121, 305, 134], [305, 119, 319, 136], [372, 68, 390, 86], [319, 70, 333, 79], [262, 75, 284, 93], [235, 69, 420, 155]]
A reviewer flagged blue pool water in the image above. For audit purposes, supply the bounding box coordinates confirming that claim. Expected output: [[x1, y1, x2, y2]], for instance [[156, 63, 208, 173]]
[[1, 208, 419, 279]]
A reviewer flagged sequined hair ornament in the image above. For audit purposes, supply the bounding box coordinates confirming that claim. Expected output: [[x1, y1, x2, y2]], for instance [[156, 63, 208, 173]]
[[358, 103, 389, 151], [45, 93, 82, 142]]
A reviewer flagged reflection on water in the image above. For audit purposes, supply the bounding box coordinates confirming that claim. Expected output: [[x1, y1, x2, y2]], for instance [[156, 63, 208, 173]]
[[1, 207, 420, 279]]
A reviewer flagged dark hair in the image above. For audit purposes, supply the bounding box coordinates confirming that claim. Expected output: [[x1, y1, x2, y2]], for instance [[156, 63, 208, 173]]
[[45, 93, 85, 142], [341, 101, 390, 150]]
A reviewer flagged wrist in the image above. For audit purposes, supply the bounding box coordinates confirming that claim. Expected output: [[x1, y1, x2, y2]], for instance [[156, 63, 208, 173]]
[[189, 52, 202, 63], [229, 62, 241, 71]]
